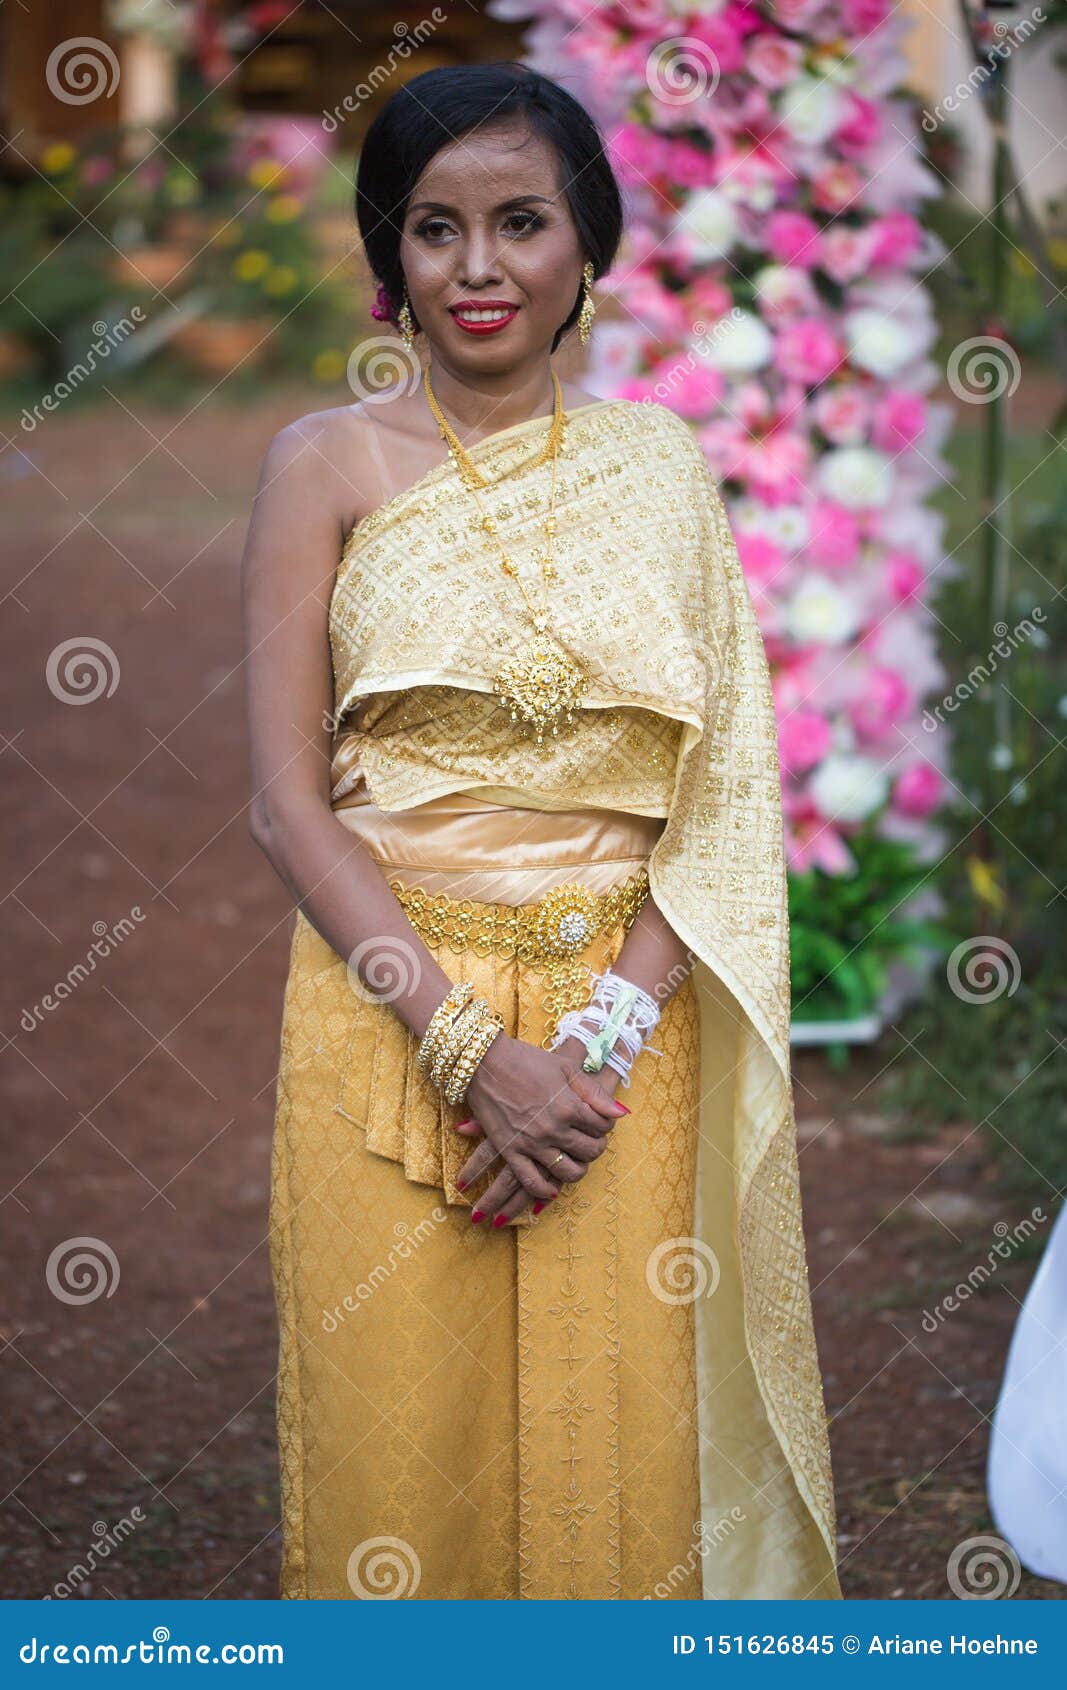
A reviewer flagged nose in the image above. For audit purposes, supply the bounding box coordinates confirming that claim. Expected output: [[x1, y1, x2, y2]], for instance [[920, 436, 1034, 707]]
[[457, 229, 505, 290]]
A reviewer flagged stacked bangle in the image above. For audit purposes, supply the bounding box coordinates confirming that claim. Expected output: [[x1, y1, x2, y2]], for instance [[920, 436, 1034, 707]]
[[417, 982, 504, 1107]]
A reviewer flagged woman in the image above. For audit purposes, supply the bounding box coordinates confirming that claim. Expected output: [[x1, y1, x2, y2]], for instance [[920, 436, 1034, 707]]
[[243, 61, 841, 1602]]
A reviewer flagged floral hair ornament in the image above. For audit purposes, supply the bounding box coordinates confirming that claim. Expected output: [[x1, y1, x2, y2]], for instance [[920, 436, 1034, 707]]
[[370, 281, 393, 323]]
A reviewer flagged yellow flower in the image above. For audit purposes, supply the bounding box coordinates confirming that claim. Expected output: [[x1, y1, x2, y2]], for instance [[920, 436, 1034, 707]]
[[167, 173, 198, 206], [233, 249, 271, 281], [248, 161, 285, 190], [966, 855, 1005, 912], [263, 265, 297, 296], [41, 143, 76, 174], [266, 194, 301, 224], [312, 349, 346, 383], [1048, 238, 1067, 271]]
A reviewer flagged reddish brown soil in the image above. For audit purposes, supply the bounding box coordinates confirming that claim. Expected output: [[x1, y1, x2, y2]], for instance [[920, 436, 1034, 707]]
[[0, 390, 1059, 1600]]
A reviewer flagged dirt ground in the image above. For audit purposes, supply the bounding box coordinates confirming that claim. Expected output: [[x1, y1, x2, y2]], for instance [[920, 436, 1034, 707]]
[[1, 388, 1060, 1601]]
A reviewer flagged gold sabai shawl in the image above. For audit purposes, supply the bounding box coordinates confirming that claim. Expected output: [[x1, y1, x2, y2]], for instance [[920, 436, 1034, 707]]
[[328, 396, 841, 1601]]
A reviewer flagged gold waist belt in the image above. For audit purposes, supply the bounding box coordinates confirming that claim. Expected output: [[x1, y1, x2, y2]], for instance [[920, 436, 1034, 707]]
[[390, 868, 650, 965]]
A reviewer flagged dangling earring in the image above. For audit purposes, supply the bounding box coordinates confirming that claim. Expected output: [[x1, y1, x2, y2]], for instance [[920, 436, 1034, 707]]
[[577, 261, 596, 345], [397, 289, 416, 350]]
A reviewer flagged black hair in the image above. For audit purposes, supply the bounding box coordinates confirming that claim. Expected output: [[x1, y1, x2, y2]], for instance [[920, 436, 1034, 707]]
[[355, 62, 624, 354]]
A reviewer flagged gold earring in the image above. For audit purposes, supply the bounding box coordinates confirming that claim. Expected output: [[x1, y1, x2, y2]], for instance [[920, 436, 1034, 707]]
[[577, 261, 596, 345], [397, 290, 415, 350]]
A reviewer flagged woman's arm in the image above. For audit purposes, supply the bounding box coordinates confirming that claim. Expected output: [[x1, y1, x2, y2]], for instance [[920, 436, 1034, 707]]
[[242, 412, 458, 1041], [242, 410, 625, 1212]]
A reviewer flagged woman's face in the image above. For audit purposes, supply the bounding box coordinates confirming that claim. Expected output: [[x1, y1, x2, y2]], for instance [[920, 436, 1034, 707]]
[[399, 120, 585, 367]]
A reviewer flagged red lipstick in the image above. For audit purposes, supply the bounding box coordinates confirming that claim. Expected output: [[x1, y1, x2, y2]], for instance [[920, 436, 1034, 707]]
[[448, 299, 520, 337]]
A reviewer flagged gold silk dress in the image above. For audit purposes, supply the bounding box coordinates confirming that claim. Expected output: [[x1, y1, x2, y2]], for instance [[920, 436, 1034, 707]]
[[269, 397, 842, 1601]]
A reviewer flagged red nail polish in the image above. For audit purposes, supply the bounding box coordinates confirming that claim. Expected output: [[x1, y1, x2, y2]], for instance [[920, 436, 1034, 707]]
[[453, 1118, 475, 1131], [613, 1102, 630, 1116], [492, 1214, 507, 1228], [532, 1202, 545, 1215], [455, 1177, 468, 1190], [470, 1209, 486, 1224]]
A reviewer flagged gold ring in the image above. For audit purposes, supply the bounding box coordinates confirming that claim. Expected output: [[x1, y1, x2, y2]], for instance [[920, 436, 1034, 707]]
[[548, 1151, 565, 1168]]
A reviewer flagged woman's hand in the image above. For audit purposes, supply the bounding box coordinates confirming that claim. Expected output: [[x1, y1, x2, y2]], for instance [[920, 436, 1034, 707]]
[[454, 1035, 628, 1226]]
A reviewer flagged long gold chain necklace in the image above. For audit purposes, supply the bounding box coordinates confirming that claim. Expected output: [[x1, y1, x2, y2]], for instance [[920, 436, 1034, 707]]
[[422, 365, 587, 747]]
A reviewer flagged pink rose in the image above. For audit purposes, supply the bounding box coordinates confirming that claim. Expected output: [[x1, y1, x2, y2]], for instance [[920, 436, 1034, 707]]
[[774, 318, 846, 386], [812, 163, 864, 214], [779, 709, 833, 775], [886, 551, 925, 603], [689, 274, 734, 322], [868, 210, 923, 268], [842, 0, 892, 32], [851, 666, 910, 738], [818, 227, 872, 285], [736, 530, 786, 584], [747, 34, 804, 90], [871, 391, 927, 452], [806, 500, 861, 569], [893, 762, 943, 818], [765, 209, 820, 268], [837, 92, 881, 156], [655, 359, 725, 418], [812, 385, 872, 444]]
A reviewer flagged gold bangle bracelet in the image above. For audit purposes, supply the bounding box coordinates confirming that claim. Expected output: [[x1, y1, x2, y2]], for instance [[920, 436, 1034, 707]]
[[417, 980, 475, 1074]]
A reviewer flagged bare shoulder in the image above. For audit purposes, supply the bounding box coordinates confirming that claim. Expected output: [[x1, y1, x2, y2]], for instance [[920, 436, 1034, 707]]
[[258, 396, 411, 531]]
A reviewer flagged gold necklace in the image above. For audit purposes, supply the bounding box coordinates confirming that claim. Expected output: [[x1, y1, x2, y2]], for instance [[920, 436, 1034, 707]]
[[423, 366, 587, 747]]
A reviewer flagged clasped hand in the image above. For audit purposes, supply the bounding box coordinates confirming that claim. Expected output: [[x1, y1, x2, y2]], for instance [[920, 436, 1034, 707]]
[[454, 1032, 628, 1226]]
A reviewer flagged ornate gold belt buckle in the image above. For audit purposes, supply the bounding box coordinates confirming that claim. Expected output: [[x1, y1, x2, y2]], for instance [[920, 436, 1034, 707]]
[[528, 881, 601, 960]]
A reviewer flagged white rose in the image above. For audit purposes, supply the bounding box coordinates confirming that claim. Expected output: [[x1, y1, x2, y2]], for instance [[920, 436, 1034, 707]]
[[845, 308, 925, 379], [777, 76, 845, 146], [784, 574, 860, 645], [704, 310, 773, 373], [809, 754, 890, 823], [752, 264, 815, 314], [766, 504, 811, 550], [673, 188, 739, 261], [819, 445, 894, 509]]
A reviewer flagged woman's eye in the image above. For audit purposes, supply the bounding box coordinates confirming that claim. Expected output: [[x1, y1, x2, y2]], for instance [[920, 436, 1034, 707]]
[[416, 218, 453, 240], [503, 211, 545, 235]]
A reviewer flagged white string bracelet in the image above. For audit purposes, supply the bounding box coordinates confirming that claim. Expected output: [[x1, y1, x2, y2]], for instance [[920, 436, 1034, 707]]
[[550, 967, 663, 1088]]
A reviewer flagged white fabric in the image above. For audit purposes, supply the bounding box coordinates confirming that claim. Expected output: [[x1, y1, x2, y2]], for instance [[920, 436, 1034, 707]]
[[987, 1202, 1067, 1584]]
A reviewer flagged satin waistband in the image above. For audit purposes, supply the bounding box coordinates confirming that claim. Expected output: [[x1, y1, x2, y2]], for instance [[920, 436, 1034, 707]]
[[330, 763, 665, 905]]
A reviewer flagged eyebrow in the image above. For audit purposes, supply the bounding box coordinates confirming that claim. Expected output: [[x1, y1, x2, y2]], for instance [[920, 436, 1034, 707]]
[[407, 194, 554, 215]]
